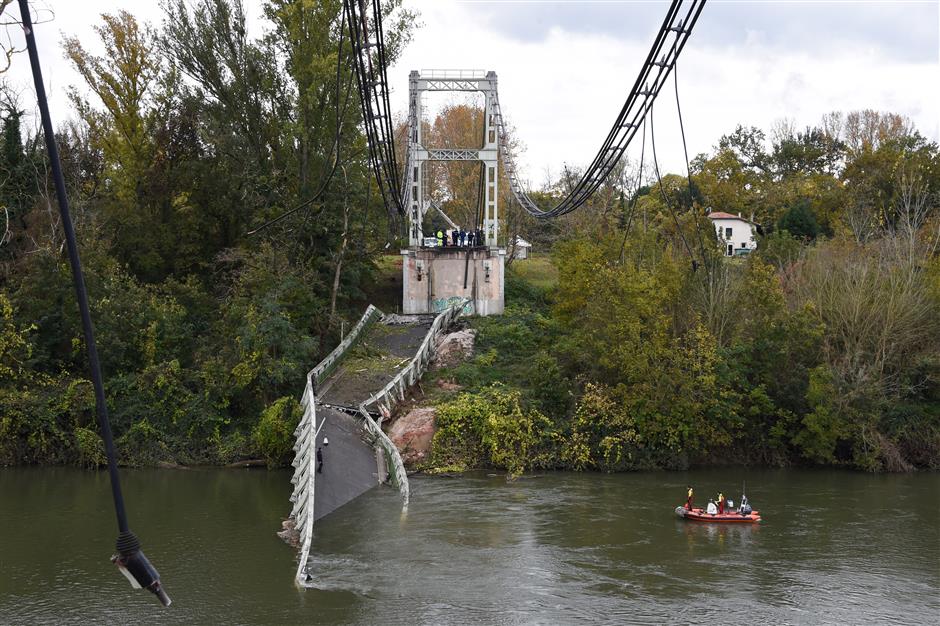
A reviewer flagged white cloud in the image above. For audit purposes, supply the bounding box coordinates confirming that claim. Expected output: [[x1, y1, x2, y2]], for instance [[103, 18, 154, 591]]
[[4, 0, 937, 190], [391, 0, 940, 183]]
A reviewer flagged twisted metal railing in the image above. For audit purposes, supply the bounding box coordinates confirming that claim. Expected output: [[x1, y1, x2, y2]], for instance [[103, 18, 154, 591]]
[[310, 305, 383, 389], [288, 305, 383, 585], [287, 299, 468, 585], [289, 378, 317, 583], [357, 298, 469, 507], [362, 300, 468, 422]]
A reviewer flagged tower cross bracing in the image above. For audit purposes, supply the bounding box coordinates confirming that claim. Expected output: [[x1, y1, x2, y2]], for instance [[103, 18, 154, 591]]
[[407, 70, 500, 247]]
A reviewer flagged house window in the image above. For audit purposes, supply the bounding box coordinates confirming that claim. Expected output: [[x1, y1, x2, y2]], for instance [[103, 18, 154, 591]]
[[725, 227, 733, 238], [727, 244, 733, 256], [741, 242, 747, 249]]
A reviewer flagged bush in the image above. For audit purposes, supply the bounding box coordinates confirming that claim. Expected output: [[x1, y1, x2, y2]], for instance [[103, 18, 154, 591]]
[[74, 426, 106, 468], [252, 396, 301, 467], [431, 385, 556, 476], [117, 419, 171, 466]]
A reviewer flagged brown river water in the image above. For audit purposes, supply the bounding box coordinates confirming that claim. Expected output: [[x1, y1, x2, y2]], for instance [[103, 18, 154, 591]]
[[1, 467, 937, 624]]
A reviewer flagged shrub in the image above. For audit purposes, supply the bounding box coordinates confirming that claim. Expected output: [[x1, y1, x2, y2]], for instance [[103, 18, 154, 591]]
[[74, 426, 106, 468], [432, 385, 556, 476], [252, 396, 300, 467]]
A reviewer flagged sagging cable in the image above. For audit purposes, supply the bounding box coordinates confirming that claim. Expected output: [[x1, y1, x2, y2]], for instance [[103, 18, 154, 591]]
[[18, 0, 170, 606]]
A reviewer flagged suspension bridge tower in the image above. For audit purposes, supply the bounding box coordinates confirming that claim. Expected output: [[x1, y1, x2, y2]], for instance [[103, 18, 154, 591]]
[[400, 70, 505, 316]]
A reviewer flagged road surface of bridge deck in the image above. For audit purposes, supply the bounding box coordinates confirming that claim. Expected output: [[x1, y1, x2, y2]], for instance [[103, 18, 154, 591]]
[[311, 316, 434, 521]]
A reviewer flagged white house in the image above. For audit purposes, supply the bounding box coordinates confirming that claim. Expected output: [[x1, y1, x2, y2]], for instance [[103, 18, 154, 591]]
[[707, 211, 757, 257], [510, 236, 532, 260]]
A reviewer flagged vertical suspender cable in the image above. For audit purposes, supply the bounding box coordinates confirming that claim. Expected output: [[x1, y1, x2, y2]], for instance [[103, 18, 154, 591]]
[[18, 0, 170, 606], [618, 114, 647, 264], [673, 60, 710, 273], [650, 104, 697, 271]]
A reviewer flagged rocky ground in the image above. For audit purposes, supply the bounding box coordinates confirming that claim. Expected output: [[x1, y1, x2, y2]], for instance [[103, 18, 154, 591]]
[[386, 328, 476, 467]]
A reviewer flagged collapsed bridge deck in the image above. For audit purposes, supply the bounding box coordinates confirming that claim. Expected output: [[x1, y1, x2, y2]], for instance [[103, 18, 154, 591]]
[[311, 317, 434, 521], [286, 302, 466, 584]]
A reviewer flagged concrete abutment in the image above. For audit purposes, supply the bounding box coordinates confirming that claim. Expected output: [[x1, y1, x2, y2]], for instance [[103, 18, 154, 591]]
[[401, 247, 505, 316]]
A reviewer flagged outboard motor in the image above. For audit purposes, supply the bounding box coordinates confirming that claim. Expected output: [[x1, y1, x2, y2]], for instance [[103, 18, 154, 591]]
[[740, 495, 752, 515]]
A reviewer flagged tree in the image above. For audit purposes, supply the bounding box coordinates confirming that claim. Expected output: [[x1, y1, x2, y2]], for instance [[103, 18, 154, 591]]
[[777, 199, 820, 241]]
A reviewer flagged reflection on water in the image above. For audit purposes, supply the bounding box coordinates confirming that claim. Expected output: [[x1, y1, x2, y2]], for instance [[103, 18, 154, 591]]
[[1, 467, 937, 624]]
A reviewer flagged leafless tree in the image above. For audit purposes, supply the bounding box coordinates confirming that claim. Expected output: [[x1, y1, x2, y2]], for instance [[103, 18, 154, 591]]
[[791, 240, 939, 403], [888, 164, 939, 263], [692, 258, 740, 347]]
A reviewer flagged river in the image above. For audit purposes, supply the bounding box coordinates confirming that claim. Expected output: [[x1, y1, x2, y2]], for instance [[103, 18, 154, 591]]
[[1, 467, 937, 624]]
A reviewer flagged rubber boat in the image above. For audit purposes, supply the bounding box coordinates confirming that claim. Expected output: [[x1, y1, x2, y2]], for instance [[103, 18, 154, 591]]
[[675, 505, 761, 523]]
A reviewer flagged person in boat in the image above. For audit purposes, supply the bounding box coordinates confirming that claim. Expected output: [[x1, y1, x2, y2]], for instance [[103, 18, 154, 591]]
[[706, 499, 718, 515], [685, 486, 694, 510], [717, 492, 726, 514]]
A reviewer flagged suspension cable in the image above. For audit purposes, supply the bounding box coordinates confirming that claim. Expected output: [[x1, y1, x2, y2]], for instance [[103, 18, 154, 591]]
[[618, 114, 647, 264], [344, 0, 706, 224], [673, 58, 711, 272], [650, 104, 697, 271], [495, 0, 707, 219]]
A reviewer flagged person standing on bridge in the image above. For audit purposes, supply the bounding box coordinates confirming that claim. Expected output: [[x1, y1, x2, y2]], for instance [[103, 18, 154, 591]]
[[436, 229, 444, 247], [459, 229, 466, 247], [316, 446, 323, 474]]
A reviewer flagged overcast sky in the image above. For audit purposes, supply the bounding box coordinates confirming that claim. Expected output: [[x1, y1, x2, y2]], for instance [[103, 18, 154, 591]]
[[5, 0, 939, 184]]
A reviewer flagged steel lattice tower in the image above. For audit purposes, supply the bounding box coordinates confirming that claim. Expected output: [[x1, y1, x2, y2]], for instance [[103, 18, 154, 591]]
[[406, 70, 500, 248]]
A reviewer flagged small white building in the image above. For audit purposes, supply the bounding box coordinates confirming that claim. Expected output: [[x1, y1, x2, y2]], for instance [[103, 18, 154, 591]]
[[707, 211, 757, 257], [510, 236, 532, 260]]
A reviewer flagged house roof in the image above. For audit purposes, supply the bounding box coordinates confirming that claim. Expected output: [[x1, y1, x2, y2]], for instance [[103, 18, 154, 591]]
[[513, 236, 532, 247], [707, 211, 743, 220]]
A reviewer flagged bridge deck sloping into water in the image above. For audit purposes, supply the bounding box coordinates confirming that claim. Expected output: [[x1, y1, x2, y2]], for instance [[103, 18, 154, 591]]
[[287, 302, 465, 584], [311, 317, 434, 522]]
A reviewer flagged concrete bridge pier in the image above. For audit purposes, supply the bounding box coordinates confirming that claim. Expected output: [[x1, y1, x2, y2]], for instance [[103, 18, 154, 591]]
[[401, 247, 505, 316]]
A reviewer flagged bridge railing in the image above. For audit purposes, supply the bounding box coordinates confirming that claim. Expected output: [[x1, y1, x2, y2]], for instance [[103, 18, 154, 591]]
[[289, 378, 317, 583], [288, 305, 383, 585], [359, 298, 469, 506], [362, 298, 468, 423], [288, 299, 468, 586], [310, 304, 383, 390]]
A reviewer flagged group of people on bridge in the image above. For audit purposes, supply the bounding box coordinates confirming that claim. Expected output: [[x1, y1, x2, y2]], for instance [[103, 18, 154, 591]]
[[435, 228, 484, 248]]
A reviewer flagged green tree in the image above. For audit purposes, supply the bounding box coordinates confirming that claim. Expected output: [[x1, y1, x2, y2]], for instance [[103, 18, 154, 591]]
[[777, 199, 820, 241]]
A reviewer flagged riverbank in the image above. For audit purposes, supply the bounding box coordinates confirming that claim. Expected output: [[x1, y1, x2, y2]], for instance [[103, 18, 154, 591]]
[[4, 247, 938, 474], [383, 250, 940, 474]]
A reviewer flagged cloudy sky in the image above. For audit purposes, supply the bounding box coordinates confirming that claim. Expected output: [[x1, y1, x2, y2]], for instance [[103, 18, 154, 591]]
[[5, 0, 939, 182]]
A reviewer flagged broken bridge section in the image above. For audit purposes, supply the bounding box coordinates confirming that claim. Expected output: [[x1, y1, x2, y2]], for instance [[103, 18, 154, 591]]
[[285, 301, 466, 585], [309, 317, 433, 522], [317, 318, 434, 409]]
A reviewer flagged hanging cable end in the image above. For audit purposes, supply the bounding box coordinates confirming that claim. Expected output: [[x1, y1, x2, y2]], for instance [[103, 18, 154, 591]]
[[112, 531, 171, 607]]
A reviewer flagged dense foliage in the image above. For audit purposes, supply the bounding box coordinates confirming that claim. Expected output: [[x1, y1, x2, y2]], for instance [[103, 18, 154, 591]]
[[430, 113, 940, 474], [0, 0, 414, 466], [1, 3, 936, 474]]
